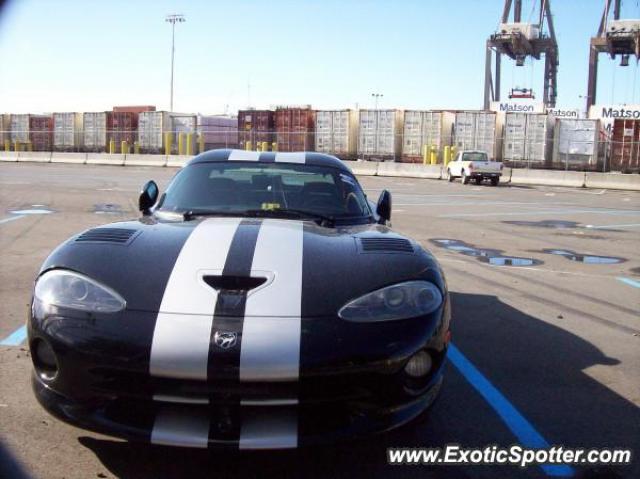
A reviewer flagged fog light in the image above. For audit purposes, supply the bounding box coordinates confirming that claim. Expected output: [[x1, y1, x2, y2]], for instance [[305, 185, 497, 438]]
[[33, 338, 58, 380], [404, 350, 432, 378]]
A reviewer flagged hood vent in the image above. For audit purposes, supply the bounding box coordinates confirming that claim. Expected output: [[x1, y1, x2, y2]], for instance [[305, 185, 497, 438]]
[[76, 228, 138, 244], [203, 275, 267, 292], [359, 237, 414, 253]]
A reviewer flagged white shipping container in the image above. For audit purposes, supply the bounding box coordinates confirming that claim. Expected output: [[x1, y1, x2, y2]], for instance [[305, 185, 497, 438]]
[[315, 110, 358, 158], [553, 119, 600, 165], [83, 112, 107, 151], [502, 113, 527, 160], [401, 111, 454, 159], [524, 114, 552, 163], [503, 113, 551, 164], [53, 112, 82, 150], [358, 109, 403, 158], [10, 114, 29, 143], [454, 111, 497, 159], [139, 111, 196, 153]]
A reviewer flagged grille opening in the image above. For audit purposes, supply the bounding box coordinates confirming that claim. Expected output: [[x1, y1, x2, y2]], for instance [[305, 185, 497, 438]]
[[76, 228, 137, 244], [359, 237, 414, 253], [203, 275, 267, 292]]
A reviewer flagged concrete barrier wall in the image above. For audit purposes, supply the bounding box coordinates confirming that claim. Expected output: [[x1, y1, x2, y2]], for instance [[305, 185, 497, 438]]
[[0, 152, 19, 162], [166, 155, 193, 168], [86, 153, 125, 166], [510, 169, 586, 188], [3, 153, 639, 191], [585, 172, 640, 191], [124, 154, 168, 167], [51, 153, 87, 164], [377, 162, 442, 179], [17, 151, 51, 163], [347, 160, 378, 176]]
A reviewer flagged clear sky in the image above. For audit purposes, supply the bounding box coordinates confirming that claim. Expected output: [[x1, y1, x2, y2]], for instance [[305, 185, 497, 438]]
[[2, 0, 640, 114]]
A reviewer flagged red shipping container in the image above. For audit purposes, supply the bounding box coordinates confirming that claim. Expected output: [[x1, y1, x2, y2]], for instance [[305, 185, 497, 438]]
[[113, 105, 156, 114], [611, 119, 640, 173], [238, 110, 274, 149], [275, 107, 315, 152], [107, 112, 138, 149], [29, 115, 53, 151]]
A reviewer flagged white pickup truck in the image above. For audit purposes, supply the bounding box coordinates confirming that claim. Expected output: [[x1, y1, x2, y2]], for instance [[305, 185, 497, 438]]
[[446, 150, 503, 186]]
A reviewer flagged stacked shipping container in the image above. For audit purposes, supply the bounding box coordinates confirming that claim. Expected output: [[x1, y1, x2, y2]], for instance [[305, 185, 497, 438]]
[[610, 119, 640, 172], [314, 110, 358, 158], [502, 113, 552, 166], [83, 112, 107, 151], [453, 111, 497, 159], [552, 119, 600, 169], [198, 115, 238, 150], [275, 107, 315, 152], [238, 110, 274, 150], [358, 109, 403, 160], [53, 113, 82, 151], [401, 111, 454, 163], [138, 111, 197, 153]]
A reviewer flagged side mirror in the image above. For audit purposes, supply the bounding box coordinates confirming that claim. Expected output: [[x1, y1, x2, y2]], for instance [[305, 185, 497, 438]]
[[139, 180, 159, 215], [376, 190, 391, 224]]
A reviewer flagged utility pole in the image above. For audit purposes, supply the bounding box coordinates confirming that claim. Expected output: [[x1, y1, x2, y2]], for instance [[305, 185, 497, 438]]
[[166, 14, 185, 112]]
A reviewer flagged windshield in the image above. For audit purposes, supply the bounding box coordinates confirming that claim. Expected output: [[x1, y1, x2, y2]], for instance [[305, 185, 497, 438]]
[[462, 152, 488, 162], [157, 162, 372, 223]]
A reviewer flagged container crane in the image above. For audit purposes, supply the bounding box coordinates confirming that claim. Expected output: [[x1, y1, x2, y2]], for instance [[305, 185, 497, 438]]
[[586, 0, 640, 112], [483, 0, 559, 109]]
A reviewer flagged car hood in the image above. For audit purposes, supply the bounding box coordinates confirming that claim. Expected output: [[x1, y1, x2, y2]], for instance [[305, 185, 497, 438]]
[[39, 216, 445, 317]]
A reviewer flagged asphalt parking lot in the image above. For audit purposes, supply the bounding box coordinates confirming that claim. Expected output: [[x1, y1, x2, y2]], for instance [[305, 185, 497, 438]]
[[0, 162, 638, 479]]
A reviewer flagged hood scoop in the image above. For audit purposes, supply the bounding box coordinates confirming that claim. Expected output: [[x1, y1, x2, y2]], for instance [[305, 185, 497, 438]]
[[359, 237, 414, 253], [75, 227, 139, 244], [203, 275, 267, 292]]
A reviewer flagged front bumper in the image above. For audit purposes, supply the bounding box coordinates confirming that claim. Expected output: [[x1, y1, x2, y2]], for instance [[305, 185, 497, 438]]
[[33, 367, 444, 449]]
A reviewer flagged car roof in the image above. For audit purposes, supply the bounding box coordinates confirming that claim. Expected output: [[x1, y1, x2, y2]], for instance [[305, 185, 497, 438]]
[[187, 149, 352, 172]]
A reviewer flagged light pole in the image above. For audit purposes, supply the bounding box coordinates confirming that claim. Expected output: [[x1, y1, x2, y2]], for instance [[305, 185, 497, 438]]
[[371, 93, 383, 110], [166, 14, 185, 112]]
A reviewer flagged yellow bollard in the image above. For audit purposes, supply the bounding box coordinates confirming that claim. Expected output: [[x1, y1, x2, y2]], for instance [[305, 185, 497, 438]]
[[4, 139, 9, 151], [109, 139, 116, 154], [134, 142, 140, 154], [430, 146, 437, 165], [198, 134, 205, 154], [177, 132, 185, 155], [422, 144, 428, 165], [121, 140, 129, 154], [13, 141, 19, 152], [272, 142, 277, 152], [245, 141, 252, 151], [444, 145, 451, 165], [164, 132, 173, 156], [186, 133, 194, 156]]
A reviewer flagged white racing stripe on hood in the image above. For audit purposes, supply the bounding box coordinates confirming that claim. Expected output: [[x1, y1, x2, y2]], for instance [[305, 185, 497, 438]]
[[240, 219, 303, 382], [151, 408, 210, 448], [229, 150, 260, 161], [149, 218, 241, 380], [274, 152, 305, 164]]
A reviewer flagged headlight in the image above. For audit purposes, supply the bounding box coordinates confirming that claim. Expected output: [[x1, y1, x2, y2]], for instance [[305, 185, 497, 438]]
[[338, 281, 442, 322], [35, 270, 126, 313]]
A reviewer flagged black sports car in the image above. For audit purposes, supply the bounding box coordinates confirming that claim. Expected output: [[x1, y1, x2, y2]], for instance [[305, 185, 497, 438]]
[[29, 149, 451, 449]]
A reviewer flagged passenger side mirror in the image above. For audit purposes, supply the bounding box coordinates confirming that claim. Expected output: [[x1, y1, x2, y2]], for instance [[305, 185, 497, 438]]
[[376, 190, 392, 224], [139, 180, 159, 215]]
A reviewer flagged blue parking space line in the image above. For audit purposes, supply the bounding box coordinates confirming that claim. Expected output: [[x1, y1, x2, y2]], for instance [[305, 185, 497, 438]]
[[0, 325, 27, 346], [617, 277, 640, 289], [448, 343, 574, 477]]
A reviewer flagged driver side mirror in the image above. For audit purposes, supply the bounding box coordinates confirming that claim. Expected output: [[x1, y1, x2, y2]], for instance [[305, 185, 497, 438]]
[[376, 190, 391, 224], [139, 180, 159, 215]]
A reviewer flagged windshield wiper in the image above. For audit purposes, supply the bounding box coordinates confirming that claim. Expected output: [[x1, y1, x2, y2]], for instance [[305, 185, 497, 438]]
[[242, 208, 336, 227], [182, 209, 242, 221]]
